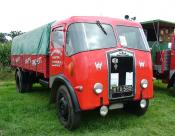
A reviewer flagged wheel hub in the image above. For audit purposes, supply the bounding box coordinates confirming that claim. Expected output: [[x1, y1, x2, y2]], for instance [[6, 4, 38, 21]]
[[59, 97, 68, 121]]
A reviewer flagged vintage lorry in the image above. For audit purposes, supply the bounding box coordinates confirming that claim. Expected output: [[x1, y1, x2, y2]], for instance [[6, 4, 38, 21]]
[[11, 16, 153, 130], [142, 20, 175, 88]]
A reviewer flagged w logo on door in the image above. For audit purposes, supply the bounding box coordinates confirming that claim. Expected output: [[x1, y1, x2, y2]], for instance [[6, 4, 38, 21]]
[[95, 62, 102, 70], [139, 61, 145, 68]]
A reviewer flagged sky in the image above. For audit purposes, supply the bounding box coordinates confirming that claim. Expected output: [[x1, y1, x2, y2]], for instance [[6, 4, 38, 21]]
[[0, 0, 174, 33]]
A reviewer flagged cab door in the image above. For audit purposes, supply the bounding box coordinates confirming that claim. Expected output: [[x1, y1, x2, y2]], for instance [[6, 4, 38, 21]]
[[49, 25, 65, 77]]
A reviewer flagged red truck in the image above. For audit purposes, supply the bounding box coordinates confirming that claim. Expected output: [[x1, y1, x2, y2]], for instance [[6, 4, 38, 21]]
[[11, 16, 153, 130], [154, 34, 175, 87]]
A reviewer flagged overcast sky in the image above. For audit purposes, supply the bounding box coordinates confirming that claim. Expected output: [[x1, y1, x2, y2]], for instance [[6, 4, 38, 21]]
[[1, 0, 174, 33]]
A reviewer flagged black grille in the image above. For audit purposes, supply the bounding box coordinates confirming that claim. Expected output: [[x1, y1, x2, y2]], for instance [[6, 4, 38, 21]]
[[108, 53, 135, 100]]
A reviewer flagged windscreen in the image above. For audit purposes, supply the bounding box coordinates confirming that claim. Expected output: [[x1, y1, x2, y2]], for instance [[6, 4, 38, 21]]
[[116, 26, 150, 51], [66, 23, 117, 56]]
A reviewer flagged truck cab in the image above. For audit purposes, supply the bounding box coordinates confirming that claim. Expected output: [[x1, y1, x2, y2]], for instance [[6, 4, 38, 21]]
[[49, 17, 153, 129]]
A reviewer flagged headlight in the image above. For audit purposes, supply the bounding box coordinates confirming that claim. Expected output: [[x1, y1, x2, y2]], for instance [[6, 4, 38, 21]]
[[141, 79, 148, 89], [94, 83, 103, 94]]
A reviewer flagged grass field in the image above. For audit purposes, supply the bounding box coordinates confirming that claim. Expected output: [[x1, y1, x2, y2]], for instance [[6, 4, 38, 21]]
[[1, 72, 175, 136]]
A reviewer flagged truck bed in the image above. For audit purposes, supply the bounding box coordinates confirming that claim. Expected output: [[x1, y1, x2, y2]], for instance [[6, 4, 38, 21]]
[[11, 22, 53, 78]]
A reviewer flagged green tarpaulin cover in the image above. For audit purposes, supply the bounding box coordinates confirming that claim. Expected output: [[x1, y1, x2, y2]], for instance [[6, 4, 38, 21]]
[[11, 22, 54, 55]]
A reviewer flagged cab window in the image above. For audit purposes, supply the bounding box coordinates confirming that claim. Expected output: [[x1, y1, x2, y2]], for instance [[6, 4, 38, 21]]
[[116, 26, 150, 51], [66, 23, 116, 56], [52, 26, 64, 48]]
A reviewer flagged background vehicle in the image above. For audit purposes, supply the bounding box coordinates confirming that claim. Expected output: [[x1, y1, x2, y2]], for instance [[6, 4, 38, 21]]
[[142, 20, 175, 88], [11, 16, 153, 130]]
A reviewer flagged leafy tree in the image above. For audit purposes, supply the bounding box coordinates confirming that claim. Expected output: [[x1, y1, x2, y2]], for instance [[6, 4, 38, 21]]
[[10, 31, 24, 39], [0, 33, 7, 43], [0, 42, 11, 69]]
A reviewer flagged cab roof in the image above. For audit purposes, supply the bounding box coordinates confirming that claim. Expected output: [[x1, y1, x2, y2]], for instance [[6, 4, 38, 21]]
[[52, 16, 142, 28]]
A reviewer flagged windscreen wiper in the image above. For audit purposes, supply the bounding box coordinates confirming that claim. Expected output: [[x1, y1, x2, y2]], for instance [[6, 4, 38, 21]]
[[96, 20, 107, 35]]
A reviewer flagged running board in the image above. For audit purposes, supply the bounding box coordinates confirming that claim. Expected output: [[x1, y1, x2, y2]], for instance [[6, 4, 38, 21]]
[[39, 79, 49, 88]]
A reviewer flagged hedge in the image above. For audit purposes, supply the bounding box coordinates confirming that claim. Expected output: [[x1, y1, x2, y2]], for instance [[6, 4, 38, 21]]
[[0, 42, 11, 70]]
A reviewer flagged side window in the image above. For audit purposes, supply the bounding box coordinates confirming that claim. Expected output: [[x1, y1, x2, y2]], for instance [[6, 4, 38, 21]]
[[52, 27, 64, 48]]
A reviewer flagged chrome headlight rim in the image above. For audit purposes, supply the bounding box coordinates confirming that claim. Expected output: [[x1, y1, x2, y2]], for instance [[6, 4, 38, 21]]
[[94, 83, 103, 94]]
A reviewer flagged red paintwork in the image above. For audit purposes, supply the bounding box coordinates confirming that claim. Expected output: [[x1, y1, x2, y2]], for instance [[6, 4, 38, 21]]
[[62, 49, 153, 110], [11, 16, 153, 111], [11, 55, 49, 78], [170, 35, 175, 72], [132, 49, 153, 100], [155, 51, 169, 83], [52, 16, 142, 30], [156, 52, 162, 65]]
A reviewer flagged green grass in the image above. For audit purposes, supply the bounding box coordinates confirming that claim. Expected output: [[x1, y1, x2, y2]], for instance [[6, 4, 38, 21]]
[[0, 70, 14, 82], [1, 76, 175, 136]]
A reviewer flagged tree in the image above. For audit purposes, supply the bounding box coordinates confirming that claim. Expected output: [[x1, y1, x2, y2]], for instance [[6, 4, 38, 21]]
[[0, 33, 7, 43], [10, 31, 24, 39], [0, 42, 11, 69]]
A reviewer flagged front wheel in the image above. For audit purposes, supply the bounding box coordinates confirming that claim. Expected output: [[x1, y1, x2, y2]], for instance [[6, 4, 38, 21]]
[[125, 99, 149, 116], [56, 85, 81, 130]]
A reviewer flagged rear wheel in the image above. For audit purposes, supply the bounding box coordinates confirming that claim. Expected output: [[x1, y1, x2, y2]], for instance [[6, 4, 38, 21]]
[[24, 72, 32, 91], [125, 99, 149, 116], [15, 70, 32, 93], [16, 70, 25, 93], [56, 85, 81, 130]]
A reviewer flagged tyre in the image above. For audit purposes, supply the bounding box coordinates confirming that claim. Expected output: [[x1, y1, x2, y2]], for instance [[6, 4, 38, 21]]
[[56, 85, 81, 130], [124, 99, 149, 116], [15, 70, 25, 93], [15, 70, 32, 93], [24, 72, 32, 91]]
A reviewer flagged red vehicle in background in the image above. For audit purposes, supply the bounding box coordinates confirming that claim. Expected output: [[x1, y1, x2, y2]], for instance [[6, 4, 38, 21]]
[[155, 35, 175, 87], [141, 20, 175, 88], [11, 16, 153, 130]]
